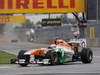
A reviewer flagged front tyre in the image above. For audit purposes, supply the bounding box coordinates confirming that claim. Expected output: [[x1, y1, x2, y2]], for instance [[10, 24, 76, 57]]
[[18, 50, 30, 67], [81, 48, 93, 64], [49, 52, 59, 65]]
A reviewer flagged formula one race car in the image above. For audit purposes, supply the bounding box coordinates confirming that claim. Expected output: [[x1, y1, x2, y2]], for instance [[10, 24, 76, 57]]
[[17, 39, 93, 67]]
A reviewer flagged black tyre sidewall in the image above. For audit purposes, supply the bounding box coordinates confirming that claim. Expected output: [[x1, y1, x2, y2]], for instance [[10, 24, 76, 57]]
[[18, 50, 30, 66], [81, 48, 93, 63]]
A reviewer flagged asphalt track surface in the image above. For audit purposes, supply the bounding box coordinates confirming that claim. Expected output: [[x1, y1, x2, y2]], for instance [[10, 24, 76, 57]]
[[0, 39, 100, 75]]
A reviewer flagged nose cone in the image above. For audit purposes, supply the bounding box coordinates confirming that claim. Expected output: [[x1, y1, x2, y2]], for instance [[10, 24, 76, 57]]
[[31, 49, 45, 56]]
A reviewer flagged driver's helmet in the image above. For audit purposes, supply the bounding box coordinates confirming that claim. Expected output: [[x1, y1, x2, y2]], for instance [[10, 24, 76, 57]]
[[55, 40, 64, 45]]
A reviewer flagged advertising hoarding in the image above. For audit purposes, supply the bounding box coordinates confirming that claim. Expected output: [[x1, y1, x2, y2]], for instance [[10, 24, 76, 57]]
[[0, 16, 25, 23], [0, 0, 85, 14]]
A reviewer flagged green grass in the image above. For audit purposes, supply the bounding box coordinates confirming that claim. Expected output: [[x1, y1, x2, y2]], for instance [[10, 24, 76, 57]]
[[0, 50, 16, 64]]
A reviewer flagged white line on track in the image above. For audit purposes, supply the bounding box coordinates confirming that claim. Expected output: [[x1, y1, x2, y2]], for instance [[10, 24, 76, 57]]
[[0, 66, 15, 69], [94, 56, 100, 58], [0, 67, 10, 69]]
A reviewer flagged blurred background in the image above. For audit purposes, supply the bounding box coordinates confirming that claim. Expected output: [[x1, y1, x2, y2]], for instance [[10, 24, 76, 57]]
[[0, 0, 100, 47]]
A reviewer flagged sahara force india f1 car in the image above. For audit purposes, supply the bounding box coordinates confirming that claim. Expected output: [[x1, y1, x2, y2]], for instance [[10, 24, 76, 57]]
[[17, 39, 93, 67]]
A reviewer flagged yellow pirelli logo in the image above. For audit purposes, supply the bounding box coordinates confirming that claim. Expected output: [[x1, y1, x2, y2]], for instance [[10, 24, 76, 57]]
[[0, 16, 25, 23], [0, 0, 85, 13]]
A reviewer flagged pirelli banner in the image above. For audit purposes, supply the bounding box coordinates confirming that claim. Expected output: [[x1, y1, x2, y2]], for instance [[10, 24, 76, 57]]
[[0, 0, 85, 14], [0, 16, 25, 23]]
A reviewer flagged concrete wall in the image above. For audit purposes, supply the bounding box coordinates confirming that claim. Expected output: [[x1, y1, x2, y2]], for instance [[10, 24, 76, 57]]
[[35, 26, 73, 39], [14, 26, 73, 43], [13, 23, 100, 47]]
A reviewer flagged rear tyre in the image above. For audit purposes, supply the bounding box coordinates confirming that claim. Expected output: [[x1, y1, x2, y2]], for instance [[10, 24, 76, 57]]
[[18, 50, 30, 67], [81, 48, 93, 64]]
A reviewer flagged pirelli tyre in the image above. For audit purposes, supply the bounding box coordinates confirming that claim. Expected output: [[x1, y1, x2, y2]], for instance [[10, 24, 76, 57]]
[[49, 52, 59, 65], [81, 48, 93, 64], [18, 50, 30, 67]]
